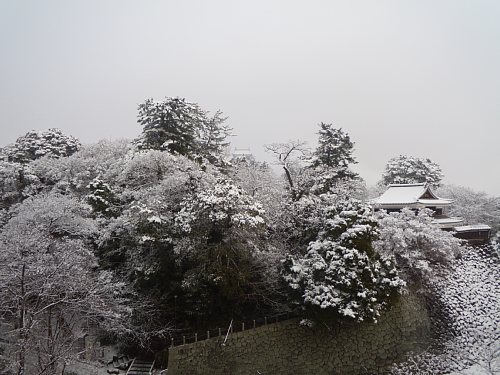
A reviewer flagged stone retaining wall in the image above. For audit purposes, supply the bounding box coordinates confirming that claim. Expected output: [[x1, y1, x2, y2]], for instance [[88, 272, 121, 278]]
[[167, 293, 430, 375]]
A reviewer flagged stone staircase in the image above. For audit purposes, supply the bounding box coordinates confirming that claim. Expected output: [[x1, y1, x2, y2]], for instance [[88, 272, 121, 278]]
[[125, 359, 155, 375]]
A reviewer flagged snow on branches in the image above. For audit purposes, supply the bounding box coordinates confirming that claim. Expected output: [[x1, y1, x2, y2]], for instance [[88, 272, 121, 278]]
[[86, 177, 118, 217], [136, 97, 205, 155], [282, 198, 405, 323], [309, 123, 358, 185], [136, 97, 232, 167], [1, 128, 80, 164], [381, 155, 443, 187], [438, 184, 500, 236], [0, 194, 132, 374], [375, 208, 462, 287], [176, 178, 265, 233]]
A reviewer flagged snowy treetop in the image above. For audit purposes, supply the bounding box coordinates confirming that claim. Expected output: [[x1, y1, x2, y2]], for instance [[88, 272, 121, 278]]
[[1, 128, 81, 163]]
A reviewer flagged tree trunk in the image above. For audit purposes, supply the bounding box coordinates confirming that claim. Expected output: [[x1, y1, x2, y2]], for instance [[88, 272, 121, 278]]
[[283, 166, 297, 201], [17, 264, 26, 375]]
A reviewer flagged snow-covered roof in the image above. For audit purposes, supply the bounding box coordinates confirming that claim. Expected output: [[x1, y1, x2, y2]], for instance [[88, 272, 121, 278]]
[[233, 148, 252, 156], [374, 183, 427, 205], [433, 217, 464, 229], [454, 224, 491, 233], [372, 183, 452, 208], [433, 217, 464, 225]]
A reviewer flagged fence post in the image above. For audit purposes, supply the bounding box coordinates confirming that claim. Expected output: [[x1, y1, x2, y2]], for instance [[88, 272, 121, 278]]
[[264, 317, 267, 325], [218, 328, 221, 337], [207, 330, 210, 340], [183, 336, 186, 345], [242, 322, 245, 331], [170, 338, 174, 348], [195, 333, 198, 343], [253, 320, 256, 329]]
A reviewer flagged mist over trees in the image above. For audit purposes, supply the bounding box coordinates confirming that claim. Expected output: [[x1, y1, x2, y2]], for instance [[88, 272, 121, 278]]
[[0, 97, 498, 374], [437, 184, 500, 235]]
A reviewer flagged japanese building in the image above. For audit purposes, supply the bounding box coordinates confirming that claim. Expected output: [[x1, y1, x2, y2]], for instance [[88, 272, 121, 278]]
[[371, 183, 491, 244]]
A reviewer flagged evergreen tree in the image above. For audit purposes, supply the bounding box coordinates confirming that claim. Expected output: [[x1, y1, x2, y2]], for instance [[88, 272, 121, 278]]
[[282, 198, 404, 323], [311, 123, 357, 177], [136, 97, 205, 156], [86, 177, 118, 218], [309, 123, 358, 194], [199, 110, 232, 167], [1, 128, 80, 164], [136, 97, 232, 168], [381, 155, 443, 187], [175, 178, 272, 318]]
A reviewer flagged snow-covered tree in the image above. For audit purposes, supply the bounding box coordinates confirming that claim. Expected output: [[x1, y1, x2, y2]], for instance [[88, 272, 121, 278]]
[[90, 147, 283, 322], [199, 110, 233, 167], [1, 128, 81, 164], [175, 179, 280, 316], [0, 194, 132, 375], [374, 208, 462, 287], [265, 140, 311, 201], [282, 198, 405, 323], [381, 155, 443, 187], [120, 149, 208, 190], [437, 184, 500, 236], [177, 178, 265, 233], [308, 167, 367, 197], [309, 123, 358, 186], [266, 130, 402, 323], [26, 139, 131, 199], [95, 150, 210, 279], [136, 97, 231, 167], [0, 161, 39, 209], [266, 126, 361, 199], [230, 157, 278, 198], [86, 177, 118, 217], [230, 157, 286, 230], [136, 97, 205, 156]]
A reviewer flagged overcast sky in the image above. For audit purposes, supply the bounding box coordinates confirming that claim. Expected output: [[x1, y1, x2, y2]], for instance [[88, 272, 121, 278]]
[[1, 0, 499, 195]]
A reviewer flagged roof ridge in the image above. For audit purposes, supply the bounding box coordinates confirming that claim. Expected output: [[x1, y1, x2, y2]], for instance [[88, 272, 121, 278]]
[[388, 183, 427, 187]]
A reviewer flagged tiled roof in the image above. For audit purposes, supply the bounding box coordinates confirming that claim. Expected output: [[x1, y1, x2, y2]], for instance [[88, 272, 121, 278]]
[[454, 224, 491, 232], [372, 183, 452, 207]]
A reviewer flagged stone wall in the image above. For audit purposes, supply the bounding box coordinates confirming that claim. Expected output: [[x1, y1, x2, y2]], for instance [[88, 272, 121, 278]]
[[167, 293, 430, 375]]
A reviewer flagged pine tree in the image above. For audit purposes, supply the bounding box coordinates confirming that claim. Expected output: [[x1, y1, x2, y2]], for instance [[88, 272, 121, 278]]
[[199, 110, 232, 167], [311, 124, 357, 172], [136, 97, 206, 156], [308, 123, 358, 194], [282, 198, 404, 323], [136, 97, 232, 168]]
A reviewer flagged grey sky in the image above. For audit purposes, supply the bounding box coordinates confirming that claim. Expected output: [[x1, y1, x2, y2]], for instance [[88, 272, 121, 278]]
[[1, 0, 499, 195]]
